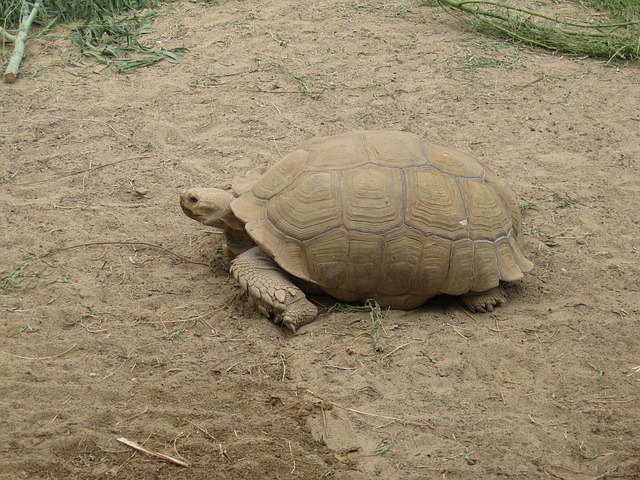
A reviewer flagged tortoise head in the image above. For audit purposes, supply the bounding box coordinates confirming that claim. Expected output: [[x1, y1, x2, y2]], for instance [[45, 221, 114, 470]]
[[180, 188, 241, 230]]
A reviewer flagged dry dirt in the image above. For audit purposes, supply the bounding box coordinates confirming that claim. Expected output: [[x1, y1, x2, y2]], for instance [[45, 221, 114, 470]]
[[1, 1, 639, 479]]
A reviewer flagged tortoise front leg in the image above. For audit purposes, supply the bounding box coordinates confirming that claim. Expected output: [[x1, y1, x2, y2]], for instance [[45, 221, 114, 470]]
[[230, 247, 318, 332]]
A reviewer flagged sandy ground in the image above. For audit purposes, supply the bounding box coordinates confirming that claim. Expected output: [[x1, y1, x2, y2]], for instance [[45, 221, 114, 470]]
[[1, 0, 639, 479]]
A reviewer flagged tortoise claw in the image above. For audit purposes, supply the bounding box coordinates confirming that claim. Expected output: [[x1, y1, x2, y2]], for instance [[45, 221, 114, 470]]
[[461, 287, 507, 313]]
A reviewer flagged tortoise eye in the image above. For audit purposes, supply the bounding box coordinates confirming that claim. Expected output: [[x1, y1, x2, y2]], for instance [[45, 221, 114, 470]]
[[189, 195, 198, 204]]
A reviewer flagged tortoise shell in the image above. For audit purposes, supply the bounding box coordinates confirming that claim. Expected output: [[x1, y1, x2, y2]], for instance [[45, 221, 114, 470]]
[[230, 130, 532, 309]]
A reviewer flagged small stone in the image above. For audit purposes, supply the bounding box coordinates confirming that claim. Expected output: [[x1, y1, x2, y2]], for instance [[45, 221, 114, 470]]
[[231, 414, 244, 423], [89, 372, 97, 378], [134, 187, 150, 196]]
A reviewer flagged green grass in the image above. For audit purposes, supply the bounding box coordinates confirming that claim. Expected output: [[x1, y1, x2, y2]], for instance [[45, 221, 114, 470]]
[[1, 0, 159, 30], [582, 0, 640, 21], [331, 299, 387, 352], [269, 62, 326, 100], [79, 303, 110, 324], [521, 326, 543, 334], [365, 438, 394, 456], [1, 1, 187, 74], [207, 244, 229, 272], [552, 191, 579, 208], [353, 0, 413, 17], [195, 0, 229, 5], [61, 303, 119, 331], [428, 0, 640, 60], [574, 443, 602, 461], [1, 264, 36, 293], [421, 351, 438, 363], [443, 43, 522, 84], [6, 323, 33, 338], [68, 9, 188, 73], [518, 198, 537, 211], [156, 313, 210, 340], [162, 321, 191, 340]]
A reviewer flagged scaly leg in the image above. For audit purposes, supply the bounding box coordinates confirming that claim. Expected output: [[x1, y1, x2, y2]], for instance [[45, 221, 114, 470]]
[[230, 247, 318, 332]]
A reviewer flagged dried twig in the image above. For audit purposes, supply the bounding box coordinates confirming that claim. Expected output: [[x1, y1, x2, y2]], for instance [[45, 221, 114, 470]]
[[626, 365, 640, 376], [528, 414, 568, 428], [14, 155, 150, 185], [279, 352, 287, 381], [446, 323, 471, 339], [114, 407, 149, 425], [306, 389, 435, 429], [47, 114, 128, 138], [1, 344, 77, 360], [288, 440, 296, 474], [50, 241, 210, 266], [186, 419, 218, 441], [116, 437, 189, 467], [381, 341, 417, 360]]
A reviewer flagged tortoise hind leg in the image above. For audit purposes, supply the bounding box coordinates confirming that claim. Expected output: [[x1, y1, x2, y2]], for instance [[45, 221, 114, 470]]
[[230, 247, 318, 332], [461, 286, 507, 313]]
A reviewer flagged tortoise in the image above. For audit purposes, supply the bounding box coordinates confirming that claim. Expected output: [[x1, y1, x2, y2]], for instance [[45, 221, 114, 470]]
[[180, 130, 533, 332]]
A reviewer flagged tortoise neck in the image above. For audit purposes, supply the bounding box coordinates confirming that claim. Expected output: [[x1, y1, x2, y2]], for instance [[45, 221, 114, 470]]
[[223, 222, 255, 258]]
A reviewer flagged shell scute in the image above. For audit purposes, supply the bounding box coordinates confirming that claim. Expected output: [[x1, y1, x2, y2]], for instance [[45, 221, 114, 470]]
[[266, 171, 342, 241], [404, 168, 467, 239], [342, 166, 404, 232]]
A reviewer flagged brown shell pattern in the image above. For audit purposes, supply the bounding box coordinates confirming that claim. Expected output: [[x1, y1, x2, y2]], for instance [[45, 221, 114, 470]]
[[231, 131, 533, 309]]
